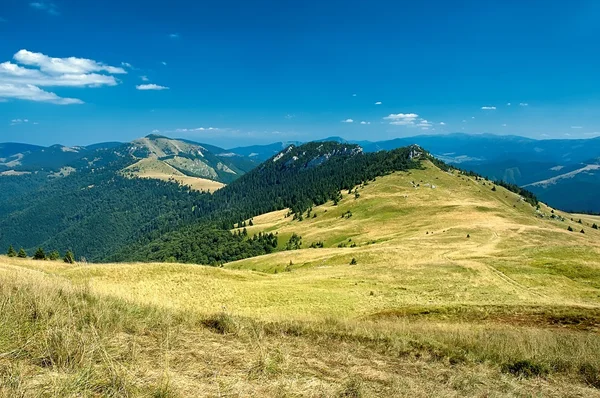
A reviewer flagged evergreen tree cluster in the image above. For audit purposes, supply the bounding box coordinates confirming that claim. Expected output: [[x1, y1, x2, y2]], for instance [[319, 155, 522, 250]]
[[6, 245, 75, 263]]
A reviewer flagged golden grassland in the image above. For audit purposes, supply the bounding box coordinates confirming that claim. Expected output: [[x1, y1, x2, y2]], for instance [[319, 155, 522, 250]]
[[122, 158, 225, 192], [2, 161, 600, 396]]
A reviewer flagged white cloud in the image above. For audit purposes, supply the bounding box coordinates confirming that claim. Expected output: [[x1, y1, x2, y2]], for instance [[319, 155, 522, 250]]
[[481, 106, 496, 110], [471, 116, 475, 119], [384, 113, 419, 125], [14, 49, 126, 75], [571, 126, 583, 129], [161, 61, 167, 66], [360, 121, 371, 125], [151, 129, 160, 133], [29, 2, 59, 16], [507, 103, 512, 106], [341, 118, 354, 123], [172, 127, 220, 133], [140, 75, 149, 81], [439, 122, 446, 125], [540, 133, 549, 137], [121, 62, 133, 68], [0, 83, 82, 104], [285, 113, 295, 119], [416, 119, 432, 128], [169, 33, 180, 39], [136, 84, 169, 91], [10, 118, 34, 125], [352, 94, 357, 97], [375, 101, 382, 105], [0, 50, 124, 104], [519, 102, 529, 107]]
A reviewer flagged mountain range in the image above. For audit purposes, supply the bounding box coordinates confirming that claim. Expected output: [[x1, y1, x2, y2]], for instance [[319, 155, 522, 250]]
[[2, 133, 598, 212]]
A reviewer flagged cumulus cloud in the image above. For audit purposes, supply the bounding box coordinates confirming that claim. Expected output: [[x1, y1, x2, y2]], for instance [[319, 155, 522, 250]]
[[352, 94, 357, 97], [481, 106, 496, 110], [29, 2, 59, 16], [375, 101, 382, 105], [384, 113, 419, 125], [0, 49, 125, 104], [341, 118, 354, 123], [519, 102, 529, 107], [14, 50, 126, 74], [151, 129, 160, 133], [140, 75, 149, 81], [136, 84, 169, 90], [507, 102, 512, 106], [439, 122, 446, 125], [161, 61, 167, 66], [360, 121, 371, 125], [0, 84, 82, 104]]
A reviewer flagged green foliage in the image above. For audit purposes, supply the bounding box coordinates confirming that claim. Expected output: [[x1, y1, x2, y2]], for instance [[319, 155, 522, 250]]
[[6, 245, 16, 257], [33, 248, 46, 260], [285, 233, 302, 251], [350, 258, 357, 265], [501, 360, 549, 378], [64, 250, 75, 264], [309, 241, 324, 249], [568, 226, 574, 232], [593, 224, 598, 230], [17, 248, 27, 258], [48, 250, 60, 261], [491, 186, 497, 191]]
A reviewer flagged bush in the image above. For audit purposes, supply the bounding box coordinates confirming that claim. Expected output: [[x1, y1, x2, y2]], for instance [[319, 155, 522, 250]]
[[48, 250, 60, 261], [568, 226, 574, 232], [350, 258, 357, 265], [33, 248, 46, 260], [593, 223, 598, 229], [579, 363, 600, 389], [201, 313, 237, 334], [64, 250, 75, 264], [501, 360, 549, 378]]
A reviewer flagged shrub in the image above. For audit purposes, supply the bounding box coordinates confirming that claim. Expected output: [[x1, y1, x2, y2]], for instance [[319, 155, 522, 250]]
[[568, 226, 574, 232], [350, 258, 357, 265], [201, 313, 237, 334], [593, 224, 598, 229], [64, 250, 75, 264], [48, 250, 60, 261], [501, 360, 549, 378], [579, 363, 600, 389], [33, 248, 46, 260]]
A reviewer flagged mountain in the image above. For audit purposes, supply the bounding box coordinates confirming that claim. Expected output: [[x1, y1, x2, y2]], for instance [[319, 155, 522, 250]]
[[228, 141, 302, 161], [4, 150, 599, 396]]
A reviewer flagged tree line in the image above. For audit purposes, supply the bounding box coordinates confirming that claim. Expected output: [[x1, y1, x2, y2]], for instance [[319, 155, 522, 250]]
[[6, 245, 75, 263]]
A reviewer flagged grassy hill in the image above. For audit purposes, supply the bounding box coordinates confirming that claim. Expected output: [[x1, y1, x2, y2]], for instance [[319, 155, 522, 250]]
[[2, 159, 600, 396], [122, 158, 225, 192]]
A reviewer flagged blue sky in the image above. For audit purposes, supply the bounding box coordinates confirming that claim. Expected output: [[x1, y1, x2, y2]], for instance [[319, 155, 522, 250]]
[[1, 0, 600, 147]]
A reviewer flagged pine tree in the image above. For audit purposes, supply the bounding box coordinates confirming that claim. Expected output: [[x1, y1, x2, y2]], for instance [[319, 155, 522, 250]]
[[17, 248, 27, 258], [48, 250, 60, 261], [568, 226, 574, 232], [33, 247, 46, 260], [7, 245, 16, 257], [64, 250, 75, 264], [593, 224, 598, 230]]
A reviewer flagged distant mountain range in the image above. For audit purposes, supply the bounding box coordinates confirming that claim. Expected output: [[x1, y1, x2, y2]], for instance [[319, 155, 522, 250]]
[[1, 133, 600, 212]]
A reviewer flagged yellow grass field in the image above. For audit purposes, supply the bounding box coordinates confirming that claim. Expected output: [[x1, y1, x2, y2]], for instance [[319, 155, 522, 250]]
[[2, 161, 600, 396], [122, 158, 225, 191]]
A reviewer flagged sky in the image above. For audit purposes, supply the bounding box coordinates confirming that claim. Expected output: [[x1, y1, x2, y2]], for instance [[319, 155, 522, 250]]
[[1, 0, 600, 148]]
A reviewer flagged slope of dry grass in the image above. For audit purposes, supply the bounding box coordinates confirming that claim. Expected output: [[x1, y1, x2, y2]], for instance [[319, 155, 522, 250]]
[[2, 161, 600, 396]]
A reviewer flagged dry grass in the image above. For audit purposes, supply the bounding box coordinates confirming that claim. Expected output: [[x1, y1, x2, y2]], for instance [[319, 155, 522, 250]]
[[122, 158, 225, 192], [2, 161, 600, 396]]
